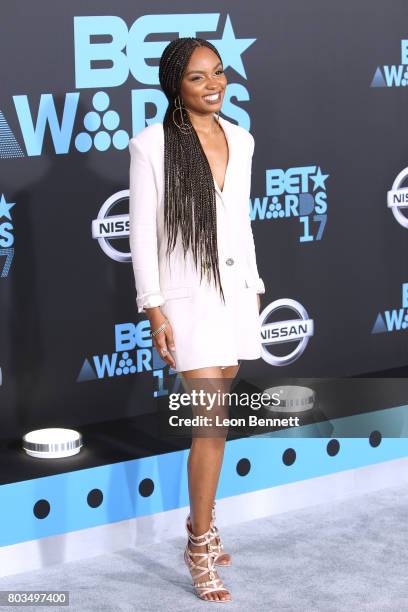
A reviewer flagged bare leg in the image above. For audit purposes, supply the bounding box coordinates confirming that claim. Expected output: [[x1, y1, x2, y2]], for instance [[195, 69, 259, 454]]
[[180, 363, 240, 601], [220, 364, 240, 381], [209, 363, 240, 566]]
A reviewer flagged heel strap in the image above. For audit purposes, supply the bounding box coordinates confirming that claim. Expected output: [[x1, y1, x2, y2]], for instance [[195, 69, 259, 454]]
[[186, 501, 217, 532], [186, 505, 223, 552], [186, 521, 214, 547]]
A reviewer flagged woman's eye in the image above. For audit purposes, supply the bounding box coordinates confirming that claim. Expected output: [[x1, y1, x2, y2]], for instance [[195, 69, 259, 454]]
[[191, 69, 224, 81]]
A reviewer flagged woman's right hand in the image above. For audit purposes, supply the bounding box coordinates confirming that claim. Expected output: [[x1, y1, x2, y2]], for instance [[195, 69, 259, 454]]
[[145, 307, 176, 369]]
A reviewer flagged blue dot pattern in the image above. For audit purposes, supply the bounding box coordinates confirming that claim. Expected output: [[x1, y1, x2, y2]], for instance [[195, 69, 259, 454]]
[[75, 91, 129, 153], [116, 352, 137, 376]]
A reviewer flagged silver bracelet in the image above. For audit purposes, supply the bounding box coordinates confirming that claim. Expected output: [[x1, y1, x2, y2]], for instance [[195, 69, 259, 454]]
[[150, 319, 169, 338]]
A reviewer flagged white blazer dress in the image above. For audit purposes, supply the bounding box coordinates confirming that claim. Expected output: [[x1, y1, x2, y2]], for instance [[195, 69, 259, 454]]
[[129, 113, 265, 373]]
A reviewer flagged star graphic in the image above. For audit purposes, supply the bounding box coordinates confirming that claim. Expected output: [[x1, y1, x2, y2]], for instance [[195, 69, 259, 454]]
[[310, 167, 329, 191], [208, 14, 256, 79], [0, 194, 15, 220]]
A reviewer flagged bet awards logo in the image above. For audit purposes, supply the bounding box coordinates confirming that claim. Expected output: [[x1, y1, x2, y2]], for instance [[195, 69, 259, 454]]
[[77, 319, 179, 387], [250, 165, 329, 244], [0, 14, 255, 158], [259, 299, 314, 366], [0, 193, 15, 278], [372, 282, 408, 334], [371, 40, 408, 88]]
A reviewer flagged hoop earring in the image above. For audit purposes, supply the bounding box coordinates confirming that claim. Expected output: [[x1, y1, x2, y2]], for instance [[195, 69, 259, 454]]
[[172, 95, 193, 134]]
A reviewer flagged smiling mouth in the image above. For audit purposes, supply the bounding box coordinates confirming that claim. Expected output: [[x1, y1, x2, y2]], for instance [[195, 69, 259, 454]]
[[202, 91, 222, 103]]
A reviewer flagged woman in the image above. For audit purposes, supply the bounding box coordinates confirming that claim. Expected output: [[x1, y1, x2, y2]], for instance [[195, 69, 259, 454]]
[[129, 37, 265, 603]]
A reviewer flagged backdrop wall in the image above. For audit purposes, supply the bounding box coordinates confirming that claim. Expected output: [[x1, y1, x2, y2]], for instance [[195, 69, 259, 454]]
[[1, 1, 407, 440]]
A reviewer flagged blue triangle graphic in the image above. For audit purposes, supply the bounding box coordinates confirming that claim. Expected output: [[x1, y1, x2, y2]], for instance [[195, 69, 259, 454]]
[[77, 358, 97, 382], [370, 67, 386, 88], [0, 110, 24, 158], [371, 312, 387, 334]]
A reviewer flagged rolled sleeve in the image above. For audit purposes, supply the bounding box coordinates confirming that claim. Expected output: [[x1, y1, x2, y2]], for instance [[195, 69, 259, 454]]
[[136, 291, 165, 314], [129, 137, 165, 313], [245, 133, 265, 295]]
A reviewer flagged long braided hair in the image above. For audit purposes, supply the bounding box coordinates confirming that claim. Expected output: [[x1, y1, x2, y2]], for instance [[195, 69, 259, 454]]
[[158, 37, 225, 304]]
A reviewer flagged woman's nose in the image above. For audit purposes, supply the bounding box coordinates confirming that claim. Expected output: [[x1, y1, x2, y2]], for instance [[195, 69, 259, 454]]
[[205, 79, 219, 90]]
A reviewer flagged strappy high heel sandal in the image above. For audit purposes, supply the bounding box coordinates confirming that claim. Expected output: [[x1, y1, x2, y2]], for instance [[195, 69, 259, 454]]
[[210, 501, 232, 566], [184, 520, 232, 602], [186, 501, 232, 566]]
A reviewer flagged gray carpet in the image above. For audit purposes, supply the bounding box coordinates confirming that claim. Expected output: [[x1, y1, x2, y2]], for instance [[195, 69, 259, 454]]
[[1, 483, 407, 611]]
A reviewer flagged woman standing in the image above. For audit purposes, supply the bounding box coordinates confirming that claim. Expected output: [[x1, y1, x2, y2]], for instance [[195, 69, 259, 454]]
[[129, 37, 265, 603]]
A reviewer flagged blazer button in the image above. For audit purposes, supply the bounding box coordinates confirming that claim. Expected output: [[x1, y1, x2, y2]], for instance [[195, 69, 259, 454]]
[[225, 257, 234, 266]]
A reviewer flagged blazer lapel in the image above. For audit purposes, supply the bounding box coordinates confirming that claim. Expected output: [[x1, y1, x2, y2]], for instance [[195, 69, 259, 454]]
[[213, 114, 233, 202]]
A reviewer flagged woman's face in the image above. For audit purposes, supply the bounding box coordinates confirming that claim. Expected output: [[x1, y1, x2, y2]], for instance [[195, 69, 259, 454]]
[[179, 46, 227, 115]]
